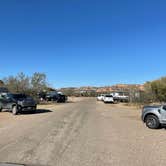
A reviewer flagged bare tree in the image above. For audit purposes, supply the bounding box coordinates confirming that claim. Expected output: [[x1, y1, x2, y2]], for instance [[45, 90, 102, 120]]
[[3, 76, 19, 93], [17, 72, 30, 92], [3, 72, 30, 93], [31, 72, 47, 92]]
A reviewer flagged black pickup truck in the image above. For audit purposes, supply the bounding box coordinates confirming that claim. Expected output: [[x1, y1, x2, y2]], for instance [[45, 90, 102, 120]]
[[45, 92, 68, 103], [0, 93, 37, 115]]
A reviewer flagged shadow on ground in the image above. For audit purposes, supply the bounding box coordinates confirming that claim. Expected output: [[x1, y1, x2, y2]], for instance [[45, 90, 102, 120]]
[[35, 109, 52, 114], [19, 109, 52, 115], [38, 101, 74, 105]]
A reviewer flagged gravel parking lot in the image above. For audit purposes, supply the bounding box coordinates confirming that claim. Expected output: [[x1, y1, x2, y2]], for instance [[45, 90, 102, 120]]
[[0, 98, 165, 166]]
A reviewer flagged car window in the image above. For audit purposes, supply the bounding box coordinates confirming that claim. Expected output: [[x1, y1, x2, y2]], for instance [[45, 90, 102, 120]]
[[163, 105, 166, 111], [12, 94, 26, 99], [0, 95, 5, 100], [105, 95, 113, 97], [0, 94, 8, 99]]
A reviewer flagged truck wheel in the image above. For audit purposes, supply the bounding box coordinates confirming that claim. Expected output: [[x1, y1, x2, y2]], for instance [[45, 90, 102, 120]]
[[12, 106, 18, 115], [30, 109, 36, 114], [114, 100, 118, 104], [145, 115, 160, 129]]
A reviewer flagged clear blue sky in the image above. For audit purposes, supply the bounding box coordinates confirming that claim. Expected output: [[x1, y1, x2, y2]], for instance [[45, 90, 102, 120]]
[[0, 0, 166, 88]]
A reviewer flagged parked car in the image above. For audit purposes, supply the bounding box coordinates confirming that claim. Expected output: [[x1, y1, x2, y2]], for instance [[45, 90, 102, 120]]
[[0, 87, 9, 93], [46, 91, 67, 103], [45, 91, 59, 101], [38, 91, 46, 101], [110, 92, 129, 102], [142, 105, 166, 129], [103, 95, 114, 103], [97, 94, 105, 101], [0, 93, 37, 115], [57, 94, 68, 103]]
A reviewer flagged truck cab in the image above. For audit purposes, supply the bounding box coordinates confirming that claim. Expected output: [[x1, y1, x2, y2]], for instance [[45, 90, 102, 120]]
[[0, 93, 37, 115]]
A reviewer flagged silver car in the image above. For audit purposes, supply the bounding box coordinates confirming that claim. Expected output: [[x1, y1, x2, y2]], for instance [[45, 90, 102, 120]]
[[142, 105, 166, 129]]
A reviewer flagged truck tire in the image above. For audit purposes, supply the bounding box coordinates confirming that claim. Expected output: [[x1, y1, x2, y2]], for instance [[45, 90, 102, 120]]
[[114, 100, 119, 104], [12, 106, 18, 115], [30, 109, 36, 114], [145, 115, 160, 129]]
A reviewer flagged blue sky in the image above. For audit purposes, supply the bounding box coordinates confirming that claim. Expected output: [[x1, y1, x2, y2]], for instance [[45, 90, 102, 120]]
[[0, 0, 166, 88]]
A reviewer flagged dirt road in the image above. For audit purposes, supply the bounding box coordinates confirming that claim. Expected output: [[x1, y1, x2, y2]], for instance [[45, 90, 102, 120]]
[[0, 98, 166, 166]]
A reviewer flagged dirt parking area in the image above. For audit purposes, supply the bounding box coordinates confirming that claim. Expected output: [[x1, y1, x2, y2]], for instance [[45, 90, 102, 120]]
[[98, 101, 166, 166], [0, 98, 165, 166]]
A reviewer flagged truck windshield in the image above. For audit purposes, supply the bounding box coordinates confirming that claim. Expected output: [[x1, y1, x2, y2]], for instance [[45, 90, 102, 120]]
[[105, 95, 113, 97], [11, 94, 27, 99]]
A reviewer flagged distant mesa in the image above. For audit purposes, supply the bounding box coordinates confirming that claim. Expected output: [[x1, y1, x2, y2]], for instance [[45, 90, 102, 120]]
[[59, 84, 145, 95]]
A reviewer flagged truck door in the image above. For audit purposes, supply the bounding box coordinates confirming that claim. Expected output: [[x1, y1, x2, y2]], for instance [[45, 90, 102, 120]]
[[0, 95, 8, 109], [160, 105, 166, 122]]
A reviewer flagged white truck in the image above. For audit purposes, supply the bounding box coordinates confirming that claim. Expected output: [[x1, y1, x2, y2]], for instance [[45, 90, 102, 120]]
[[97, 94, 106, 101], [110, 92, 129, 102]]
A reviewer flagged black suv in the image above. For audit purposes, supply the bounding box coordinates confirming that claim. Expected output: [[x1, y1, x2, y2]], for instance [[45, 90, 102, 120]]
[[0, 93, 37, 115]]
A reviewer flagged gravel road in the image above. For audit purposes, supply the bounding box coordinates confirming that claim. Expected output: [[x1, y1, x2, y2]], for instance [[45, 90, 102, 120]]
[[0, 98, 166, 166]]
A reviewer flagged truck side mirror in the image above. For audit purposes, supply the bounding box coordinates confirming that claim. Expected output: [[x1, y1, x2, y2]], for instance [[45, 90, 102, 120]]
[[158, 109, 161, 113], [6, 97, 12, 101]]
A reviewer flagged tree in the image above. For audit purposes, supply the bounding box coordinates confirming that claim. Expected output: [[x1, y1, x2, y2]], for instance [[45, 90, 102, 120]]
[[140, 82, 155, 104], [60, 88, 76, 96], [16, 72, 30, 93], [3, 76, 19, 93], [153, 78, 166, 102], [31, 72, 47, 92], [0, 80, 4, 86], [3, 73, 30, 93], [3, 72, 48, 95], [142, 77, 166, 103]]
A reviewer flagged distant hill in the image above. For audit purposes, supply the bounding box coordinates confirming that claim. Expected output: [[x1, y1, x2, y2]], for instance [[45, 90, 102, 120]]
[[59, 84, 144, 95]]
